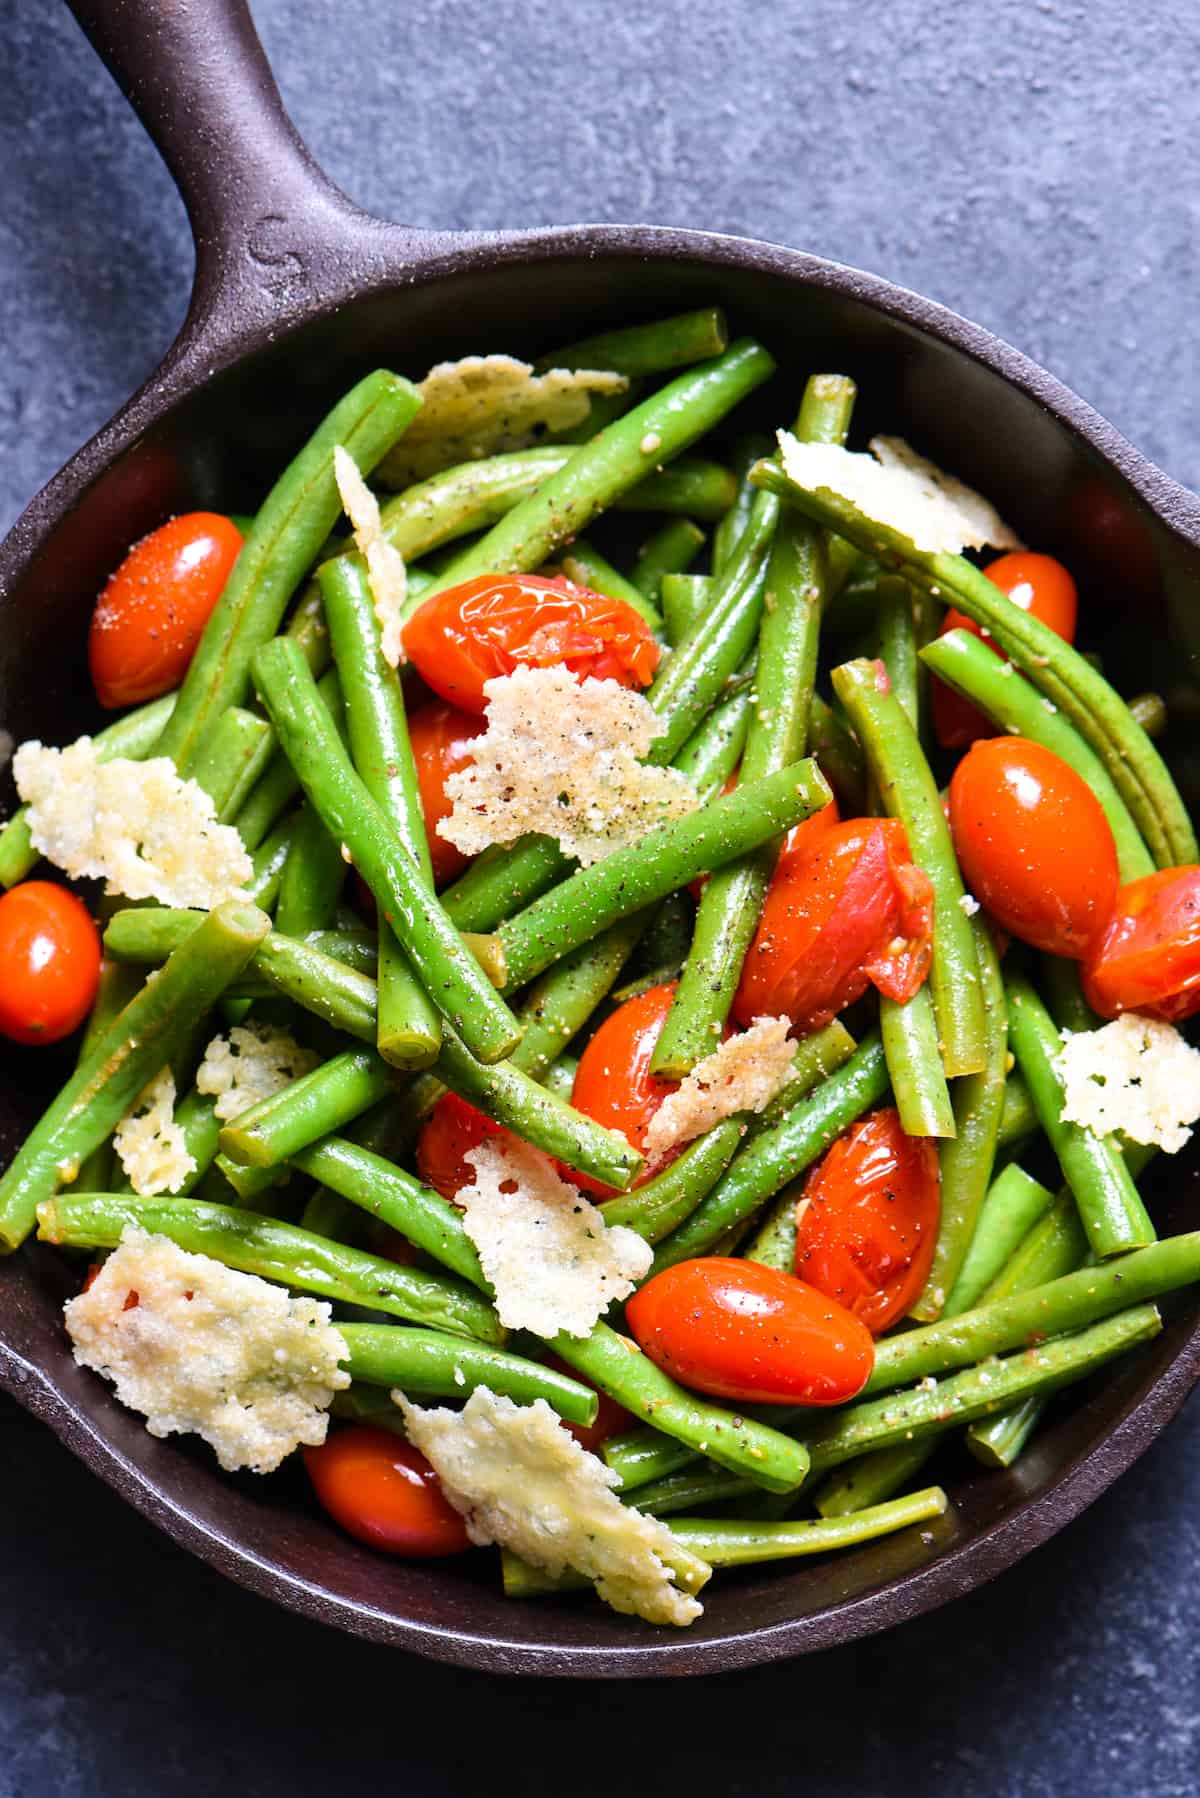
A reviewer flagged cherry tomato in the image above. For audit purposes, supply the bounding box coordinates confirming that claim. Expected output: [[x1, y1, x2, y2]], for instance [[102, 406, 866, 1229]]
[[88, 512, 243, 709], [406, 700, 485, 886], [931, 552, 1078, 749], [568, 983, 683, 1196], [303, 1425, 471, 1556], [0, 882, 101, 1045], [776, 795, 841, 875], [415, 1090, 517, 1202], [402, 573, 660, 712], [626, 1258, 874, 1406], [794, 1108, 940, 1335], [1082, 866, 1200, 1021], [733, 818, 934, 1035], [948, 736, 1117, 958]]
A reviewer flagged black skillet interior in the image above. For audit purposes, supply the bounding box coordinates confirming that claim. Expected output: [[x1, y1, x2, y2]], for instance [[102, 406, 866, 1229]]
[[2, 0, 1200, 1676]]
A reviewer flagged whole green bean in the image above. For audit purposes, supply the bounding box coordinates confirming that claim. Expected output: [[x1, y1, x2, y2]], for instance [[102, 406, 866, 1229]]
[[812, 1442, 944, 1518], [603, 1428, 695, 1493], [1005, 971, 1154, 1259], [337, 1324, 597, 1425], [512, 916, 648, 1081], [943, 1164, 1057, 1316], [631, 519, 705, 604], [921, 629, 1154, 881], [72, 959, 145, 1193], [997, 1072, 1038, 1152], [672, 689, 753, 799], [875, 575, 923, 729], [233, 667, 344, 851], [1040, 953, 1103, 1036], [601, 1120, 744, 1244], [157, 372, 421, 774], [291, 1136, 486, 1285], [422, 342, 774, 593], [0, 692, 176, 889], [497, 760, 832, 991], [660, 573, 712, 646], [220, 1049, 395, 1169], [253, 637, 521, 1064], [190, 706, 273, 820], [536, 307, 730, 378], [243, 820, 293, 911], [37, 1191, 500, 1341], [808, 693, 866, 813], [273, 803, 346, 936], [0, 900, 270, 1252], [879, 986, 955, 1140], [558, 542, 661, 628], [832, 657, 986, 1077], [440, 836, 572, 935], [711, 435, 774, 574]]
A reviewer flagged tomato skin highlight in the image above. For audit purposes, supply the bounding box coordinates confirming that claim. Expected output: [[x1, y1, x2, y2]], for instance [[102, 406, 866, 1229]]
[[401, 573, 660, 712], [733, 817, 934, 1035], [88, 512, 244, 709], [1082, 867, 1200, 1022], [626, 1258, 874, 1406], [948, 736, 1118, 958], [303, 1425, 471, 1557], [0, 883, 101, 1045], [569, 982, 683, 1197], [794, 1108, 940, 1335], [931, 551, 1078, 749], [406, 700, 485, 886], [415, 1090, 516, 1202]]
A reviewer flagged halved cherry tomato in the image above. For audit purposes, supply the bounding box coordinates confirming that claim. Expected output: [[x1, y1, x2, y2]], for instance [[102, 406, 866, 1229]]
[[402, 573, 660, 712], [303, 1425, 471, 1557], [733, 818, 934, 1035], [415, 1090, 516, 1202], [0, 882, 101, 1045], [948, 736, 1117, 958], [568, 982, 683, 1196], [406, 700, 485, 886], [931, 552, 1078, 749], [626, 1258, 874, 1406], [794, 1108, 940, 1335], [1082, 866, 1200, 1021], [88, 512, 244, 709]]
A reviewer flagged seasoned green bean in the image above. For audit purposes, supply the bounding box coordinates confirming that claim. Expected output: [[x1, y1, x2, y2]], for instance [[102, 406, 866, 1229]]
[[631, 519, 705, 605], [558, 542, 661, 629], [338, 1324, 598, 1424]]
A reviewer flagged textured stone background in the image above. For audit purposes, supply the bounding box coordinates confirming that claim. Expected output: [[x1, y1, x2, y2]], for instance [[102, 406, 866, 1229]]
[[1, 1, 1198, 1792]]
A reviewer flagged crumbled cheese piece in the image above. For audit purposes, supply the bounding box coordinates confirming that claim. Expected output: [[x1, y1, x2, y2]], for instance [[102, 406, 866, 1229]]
[[776, 432, 1021, 557], [456, 1139, 651, 1337], [441, 665, 697, 866], [644, 1016, 798, 1159], [63, 1226, 349, 1473], [398, 1387, 706, 1626], [959, 893, 981, 916], [13, 737, 251, 907], [196, 1022, 318, 1123], [1057, 1013, 1200, 1154], [332, 446, 408, 668], [113, 1069, 196, 1196], [383, 356, 627, 482]]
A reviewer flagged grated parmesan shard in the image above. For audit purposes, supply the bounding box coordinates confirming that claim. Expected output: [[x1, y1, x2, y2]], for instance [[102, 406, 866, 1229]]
[[456, 1139, 651, 1338], [440, 665, 698, 867], [380, 355, 628, 483], [1057, 1013, 1200, 1154], [644, 1016, 798, 1159], [13, 737, 252, 908], [777, 432, 1021, 557], [113, 1069, 197, 1197], [398, 1387, 708, 1626], [195, 1022, 318, 1123], [332, 445, 408, 667], [64, 1226, 349, 1473]]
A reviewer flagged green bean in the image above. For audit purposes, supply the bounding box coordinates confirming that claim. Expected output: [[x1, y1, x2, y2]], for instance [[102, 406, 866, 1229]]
[[943, 1164, 1057, 1316], [273, 803, 346, 936], [1040, 953, 1103, 1036], [652, 1032, 889, 1272], [242, 819, 295, 911], [558, 542, 661, 629], [808, 693, 866, 813], [0, 692, 176, 890], [672, 689, 752, 799], [997, 1071, 1038, 1152], [880, 986, 955, 1140], [157, 372, 420, 774], [920, 629, 1154, 881], [629, 459, 739, 523], [660, 573, 712, 646], [875, 575, 923, 729], [542, 1055, 578, 1100], [440, 837, 573, 935], [603, 1428, 695, 1493], [1005, 971, 1154, 1258], [631, 519, 705, 605], [37, 1191, 500, 1341], [301, 1186, 371, 1248], [549, 1322, 810, 1494], [72, 959, 145, 1193], [497, 760, 831, 991], [290, 1136, 484, 1284], [536, 307, 730, 378], [424, 341, 774, 593], [284, 585, 331, 672], [234, 667, 343, 851], [190, 706, 274, 820], [337, 1324, 598, 1425], [752, 1019, 859, 1133], [319, 556, 442, 1068], [0, 900, 270, 1252], [601, 1120, 745, 1244], [832, 657, 986, 1077], [912, 918, 1008, 1316], [812, 1443, 944, 1518], [752, 457, 1196, 868], [253, 638, 521, 1064], [220, 1049, 396, 1169], [628, 1463, 761, 1518], [511, 916, 649, 1081], [712, 435, 774, 574]]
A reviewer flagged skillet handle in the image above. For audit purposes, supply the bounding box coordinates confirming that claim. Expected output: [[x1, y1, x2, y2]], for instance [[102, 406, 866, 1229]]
[[64, 0, 452, 362]]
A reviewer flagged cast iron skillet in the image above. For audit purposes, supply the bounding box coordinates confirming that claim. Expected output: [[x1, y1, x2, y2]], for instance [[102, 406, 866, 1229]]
[[1, 0, 1198, 1678]]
